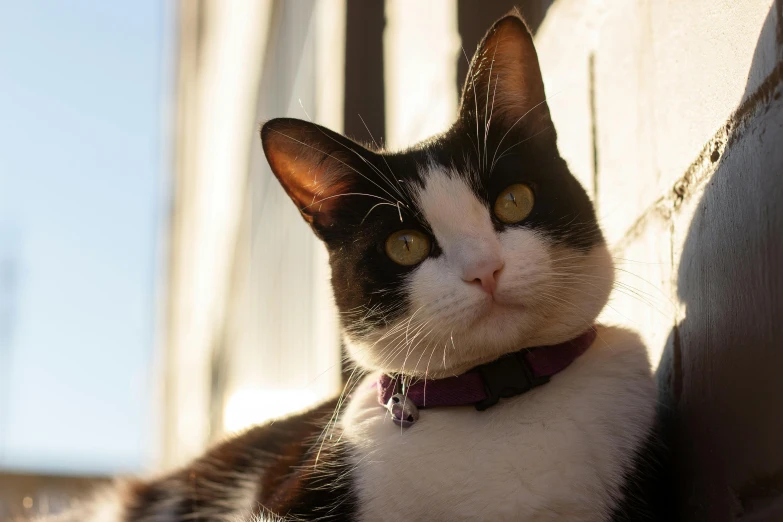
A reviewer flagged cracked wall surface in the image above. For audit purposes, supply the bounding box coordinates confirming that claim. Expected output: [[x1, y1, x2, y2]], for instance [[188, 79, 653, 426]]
[[536, 1, 783, 519]]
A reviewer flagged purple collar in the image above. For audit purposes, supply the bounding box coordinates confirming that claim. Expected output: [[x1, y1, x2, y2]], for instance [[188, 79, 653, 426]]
[[377, 328, 597, 411]]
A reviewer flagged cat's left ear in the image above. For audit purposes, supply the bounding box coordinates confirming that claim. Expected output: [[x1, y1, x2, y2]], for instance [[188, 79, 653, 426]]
[[261, 118, 377, 239], [460, 11, 553, 139]]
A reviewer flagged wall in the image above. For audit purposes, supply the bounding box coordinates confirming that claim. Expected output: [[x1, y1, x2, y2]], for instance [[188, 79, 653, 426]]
[[536, 1, 783, 519]]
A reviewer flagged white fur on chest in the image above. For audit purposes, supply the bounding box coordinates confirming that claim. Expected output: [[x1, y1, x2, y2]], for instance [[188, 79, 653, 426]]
[[341, 326, 656, 522]]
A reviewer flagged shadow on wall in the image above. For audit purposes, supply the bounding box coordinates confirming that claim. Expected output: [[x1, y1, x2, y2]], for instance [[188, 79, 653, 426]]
[[657, 3, 783, 520]]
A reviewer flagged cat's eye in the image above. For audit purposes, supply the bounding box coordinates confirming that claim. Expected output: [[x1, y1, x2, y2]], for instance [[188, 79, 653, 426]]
[[494, 184, 535, 224], [385, 229, 431, 266]]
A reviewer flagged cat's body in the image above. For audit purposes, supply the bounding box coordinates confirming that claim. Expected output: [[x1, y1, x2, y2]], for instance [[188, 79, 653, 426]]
[[344, 326, 655, 522], [48, 327, 657, 522], [31, 12, 667, 522]]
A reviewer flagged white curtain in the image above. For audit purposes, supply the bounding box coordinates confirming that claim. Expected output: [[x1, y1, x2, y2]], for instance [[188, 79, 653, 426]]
[[164, 0, 343, 467]]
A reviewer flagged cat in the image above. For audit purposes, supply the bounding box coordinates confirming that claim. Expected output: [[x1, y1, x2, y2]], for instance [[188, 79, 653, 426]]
[[33, 11, 667, 522]]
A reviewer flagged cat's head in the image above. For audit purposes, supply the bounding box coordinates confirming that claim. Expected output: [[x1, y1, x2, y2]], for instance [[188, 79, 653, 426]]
[[261, 13, 613, 377]]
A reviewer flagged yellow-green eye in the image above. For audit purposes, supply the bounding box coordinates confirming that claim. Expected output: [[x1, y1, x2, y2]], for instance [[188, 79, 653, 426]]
[[494, 184, 535, 224], [385, 229, 431, 266]]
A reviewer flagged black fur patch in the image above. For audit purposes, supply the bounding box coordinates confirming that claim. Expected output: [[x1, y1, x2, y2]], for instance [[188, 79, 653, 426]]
[[610, 421, 674, 521], [123, 399, 357, 521]]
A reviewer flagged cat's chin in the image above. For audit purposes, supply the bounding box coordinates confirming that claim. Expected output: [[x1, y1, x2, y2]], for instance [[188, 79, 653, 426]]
[[484, 298, 526, 315], [343, 309, 543, 378], [468, 300, 526, 334]]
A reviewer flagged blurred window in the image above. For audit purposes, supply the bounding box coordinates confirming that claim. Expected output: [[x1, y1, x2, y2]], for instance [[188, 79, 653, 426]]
[[222, 0, 345, 434], [0, 1, 166, 476], [161, 0, 344, 465]]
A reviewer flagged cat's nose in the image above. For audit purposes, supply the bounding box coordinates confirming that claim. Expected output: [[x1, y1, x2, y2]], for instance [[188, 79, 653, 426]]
[[462, 258, 504, 294]]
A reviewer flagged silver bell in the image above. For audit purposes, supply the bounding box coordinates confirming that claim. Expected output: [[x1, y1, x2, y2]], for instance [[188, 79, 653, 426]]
[[386, 393, 419, 427]]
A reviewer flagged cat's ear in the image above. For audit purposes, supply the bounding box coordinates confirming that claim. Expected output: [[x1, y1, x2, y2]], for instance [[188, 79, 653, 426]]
[[459, 11, 553, 139], [261, 118, 375, 237]]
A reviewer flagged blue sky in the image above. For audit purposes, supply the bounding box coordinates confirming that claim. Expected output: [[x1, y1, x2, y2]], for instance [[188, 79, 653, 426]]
[[0, 0, 166, 474]]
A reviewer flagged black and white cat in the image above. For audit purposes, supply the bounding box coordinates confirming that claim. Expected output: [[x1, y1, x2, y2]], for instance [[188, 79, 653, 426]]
[[39, 12, 666, 522]]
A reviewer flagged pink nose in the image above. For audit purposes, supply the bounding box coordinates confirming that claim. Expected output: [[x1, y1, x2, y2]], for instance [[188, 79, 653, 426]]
[[462, 258, 504, 294]]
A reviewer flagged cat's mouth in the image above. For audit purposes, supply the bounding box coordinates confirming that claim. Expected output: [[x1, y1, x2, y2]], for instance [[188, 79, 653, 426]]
[[470, 295, 526, 325]]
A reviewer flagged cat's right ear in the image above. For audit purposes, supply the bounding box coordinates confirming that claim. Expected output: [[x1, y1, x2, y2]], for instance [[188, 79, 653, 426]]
[[261, 118, 375, 238]]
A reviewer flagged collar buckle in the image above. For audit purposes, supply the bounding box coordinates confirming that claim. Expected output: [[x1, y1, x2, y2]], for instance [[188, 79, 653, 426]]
[[474, 350, 550, 411]]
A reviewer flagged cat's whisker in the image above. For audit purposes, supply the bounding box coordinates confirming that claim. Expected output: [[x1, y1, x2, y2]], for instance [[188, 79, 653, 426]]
[[491, 124, 554, 171], [612, 256, 667, 266], [315, 364, 365, 466], [485, 74, 500, 174], [536, 282, 640, 325], [305, 192, 394, 210], [370, 315, 432, 367], [357, 113, 409, 199], [265, 127, 405, 205], [360, 202, 402, 225], [423, 337, 442, 382], [462, 45, 483, 169], [409, 337, 442, 407], [534, 290, 611, 349], [482, 36, 501, 173], [443, 337, 450, 371], [489, 89, 563, 172], [610, 282, 673, 315], [613, 267, 675, 301], [399, 320, 436, 373], [538, 272, 671, 316], [541, 267, 674, 312], [407, 326, 440, 376]]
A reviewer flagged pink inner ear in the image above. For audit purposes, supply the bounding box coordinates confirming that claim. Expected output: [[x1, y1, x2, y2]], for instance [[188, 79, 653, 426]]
[[297, 175, 353, 227], [261, 118, 381, 234], [266, 140, 353, 227]]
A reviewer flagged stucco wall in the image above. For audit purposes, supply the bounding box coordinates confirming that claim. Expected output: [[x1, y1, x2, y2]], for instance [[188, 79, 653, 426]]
[[536, 1, 783, 519]]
